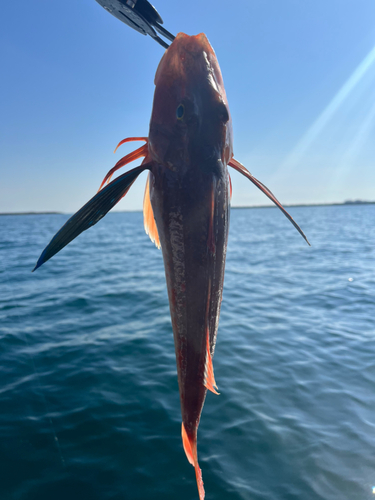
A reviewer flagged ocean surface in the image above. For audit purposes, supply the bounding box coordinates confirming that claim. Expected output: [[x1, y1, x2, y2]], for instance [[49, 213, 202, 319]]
[[1, 205, 374, 500]]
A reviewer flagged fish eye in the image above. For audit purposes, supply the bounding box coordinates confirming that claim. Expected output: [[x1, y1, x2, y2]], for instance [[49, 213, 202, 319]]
[[176, 104, 185, 120]]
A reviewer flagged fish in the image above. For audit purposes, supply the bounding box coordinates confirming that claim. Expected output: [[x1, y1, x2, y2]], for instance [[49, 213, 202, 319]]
[[34, 33, 309, 500]]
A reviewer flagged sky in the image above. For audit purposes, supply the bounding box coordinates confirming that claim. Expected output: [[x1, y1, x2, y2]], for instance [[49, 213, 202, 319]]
[[1, 0, 375, 213]]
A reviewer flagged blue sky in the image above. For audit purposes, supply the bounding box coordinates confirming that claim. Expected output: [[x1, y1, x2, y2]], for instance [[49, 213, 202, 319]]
[[1, 0, 375, 213]]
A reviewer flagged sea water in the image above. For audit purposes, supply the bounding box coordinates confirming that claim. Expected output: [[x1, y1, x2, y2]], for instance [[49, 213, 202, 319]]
[[0, 205, 374, 500]]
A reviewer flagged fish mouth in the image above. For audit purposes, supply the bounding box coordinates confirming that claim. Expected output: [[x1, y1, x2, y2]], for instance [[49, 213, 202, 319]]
[[172, 32, 215, 56], [154, 32, 217, 86]]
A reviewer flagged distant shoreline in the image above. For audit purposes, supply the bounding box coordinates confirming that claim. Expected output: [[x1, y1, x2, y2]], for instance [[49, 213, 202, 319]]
[[232, 200, 375, 209], [0, 211, 61, 216], [1, 200, 374, 216]]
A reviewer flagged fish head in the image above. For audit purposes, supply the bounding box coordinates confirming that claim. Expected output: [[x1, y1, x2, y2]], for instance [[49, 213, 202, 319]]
[[148, 33, 233, 173]]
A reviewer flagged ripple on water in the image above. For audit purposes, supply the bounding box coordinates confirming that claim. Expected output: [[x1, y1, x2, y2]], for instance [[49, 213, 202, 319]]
[[0, 206, 375, 499]]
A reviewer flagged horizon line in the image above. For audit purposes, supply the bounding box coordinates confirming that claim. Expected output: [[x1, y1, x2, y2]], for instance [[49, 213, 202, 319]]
[[1, 200, 374, 216]]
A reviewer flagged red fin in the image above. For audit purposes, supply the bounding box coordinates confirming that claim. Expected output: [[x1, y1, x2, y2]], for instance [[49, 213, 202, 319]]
[[204, 327, 219, 395], [181, 423, 205, 500], [143, 173, 161, 249], [228, 157, 310, 245], [194, 461, 205, 500], [98, 143, 148, 192], [181, 422, 194, 466], [113, 136, 148, 153]]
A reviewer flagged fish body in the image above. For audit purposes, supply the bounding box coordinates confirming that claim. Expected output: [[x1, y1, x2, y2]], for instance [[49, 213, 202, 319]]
[[150, 157, 229, 497], [144, 35, 233, 495], [34, 32, 309, 500], [149, 30, 230, 439]]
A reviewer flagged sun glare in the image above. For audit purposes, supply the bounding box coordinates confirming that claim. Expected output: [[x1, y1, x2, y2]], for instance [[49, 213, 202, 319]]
[[274, 43, 375, 197]]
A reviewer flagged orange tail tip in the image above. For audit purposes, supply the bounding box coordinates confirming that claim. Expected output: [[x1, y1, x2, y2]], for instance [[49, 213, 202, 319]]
[[204, 328, 219, 395], [194, 460, 205, 500], [113, 136, 148, 154], [181, 423, 205, 500]]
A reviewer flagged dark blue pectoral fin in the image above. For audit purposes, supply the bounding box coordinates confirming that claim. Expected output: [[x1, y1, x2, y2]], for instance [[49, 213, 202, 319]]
[[33, 164, 149, 271], [228, 158, 310, 246]]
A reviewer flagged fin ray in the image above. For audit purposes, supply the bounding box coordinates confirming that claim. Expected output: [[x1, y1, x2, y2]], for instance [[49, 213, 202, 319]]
[[113, 136, 148, 153], [181, 423, 194, 466], [204, 327, 219, 395], [99, 143, 148, 191], [143, 173, 161, 248], [228, 158, 310, 245]]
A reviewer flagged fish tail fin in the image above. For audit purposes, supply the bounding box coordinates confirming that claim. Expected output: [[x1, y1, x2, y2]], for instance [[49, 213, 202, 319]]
[[194, 459, 205, 500], [181, 423, 205, 500]]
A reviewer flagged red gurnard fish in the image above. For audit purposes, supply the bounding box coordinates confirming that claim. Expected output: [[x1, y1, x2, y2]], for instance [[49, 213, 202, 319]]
[[34, 33, 309, 499]]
